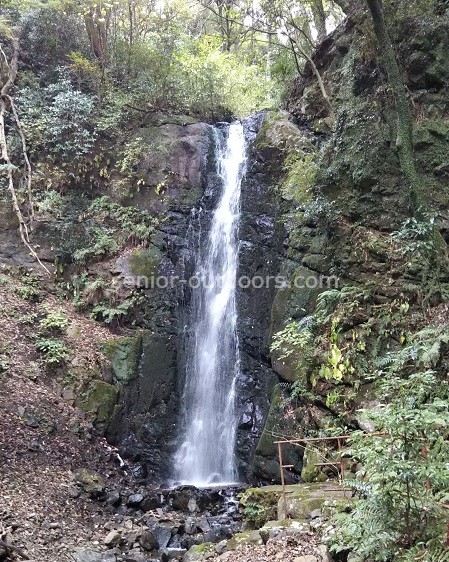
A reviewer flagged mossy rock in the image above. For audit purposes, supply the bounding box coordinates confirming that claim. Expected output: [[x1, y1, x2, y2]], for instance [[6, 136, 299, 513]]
[[73, 468, 106, 496], [102, 334, 142, 384], [270, 266, 323, 336], [300, 444, 328, 483], [77, 380, 119, 428], [239, 486, 282, 516], [179, 185, 204, 208], [253, 386, 303, 484], [254, 386, 283, 458], [321, 498, 354, 518], [226, 531, 263, 551], [259, 519, 306, 543], [277, 483, 349, 520], [271, 350, 309, 385], [256, 111, 311, 153], [128, 246, 163, 279], [0, 199, 18, 233], [183, 543, 215, 561]]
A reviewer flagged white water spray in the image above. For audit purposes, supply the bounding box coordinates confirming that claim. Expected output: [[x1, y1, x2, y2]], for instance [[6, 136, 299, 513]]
[[174, 122, 246, 486]]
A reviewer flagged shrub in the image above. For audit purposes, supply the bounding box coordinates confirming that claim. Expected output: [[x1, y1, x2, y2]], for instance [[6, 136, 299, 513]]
[[39, 309, 68, 333], [328, 371, 449, 561], [36, 338, 69, 365]]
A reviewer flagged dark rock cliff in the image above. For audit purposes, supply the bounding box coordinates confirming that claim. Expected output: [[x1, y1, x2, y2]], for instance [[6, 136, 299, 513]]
[[3, 7, 449, 487]]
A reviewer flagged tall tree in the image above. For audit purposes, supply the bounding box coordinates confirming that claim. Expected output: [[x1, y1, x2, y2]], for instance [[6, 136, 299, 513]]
[[365, 0, 422, 210], [310, 0, 327, 42]]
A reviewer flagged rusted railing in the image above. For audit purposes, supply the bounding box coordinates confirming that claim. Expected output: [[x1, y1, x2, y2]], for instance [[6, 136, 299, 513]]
[[275, 432, 449, 544], [275, 432, 386, 516]]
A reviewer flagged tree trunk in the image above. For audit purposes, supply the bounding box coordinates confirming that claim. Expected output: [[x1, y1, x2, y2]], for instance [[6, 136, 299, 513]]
[[311, 0, 327, 42], [84, 6, 109, 69], [332, 0, 352, 14], [365, 0, 422, 210]]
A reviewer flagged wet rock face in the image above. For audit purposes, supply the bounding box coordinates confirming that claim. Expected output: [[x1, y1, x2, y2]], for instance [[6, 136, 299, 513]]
[[235, 115, 286, 481], [106, 114, 291, 484], [106, 332, 179, 481], [103, 123, 217, 482]]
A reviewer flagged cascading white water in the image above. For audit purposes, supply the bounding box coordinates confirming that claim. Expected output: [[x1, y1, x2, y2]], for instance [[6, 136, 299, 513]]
[[174, 122, 246, 486]]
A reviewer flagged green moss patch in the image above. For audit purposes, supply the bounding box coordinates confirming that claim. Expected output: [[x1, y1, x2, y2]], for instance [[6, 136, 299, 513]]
[[102, 334, 142, 384]]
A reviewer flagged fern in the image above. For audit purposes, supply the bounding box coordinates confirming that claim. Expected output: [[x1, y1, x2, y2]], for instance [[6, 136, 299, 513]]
[[36, 338, 69, 364]]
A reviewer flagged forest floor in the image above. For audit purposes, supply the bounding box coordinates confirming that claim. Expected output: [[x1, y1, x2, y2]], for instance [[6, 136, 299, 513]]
[[0, 369, 125, 561], [0, 272, 126, 561]]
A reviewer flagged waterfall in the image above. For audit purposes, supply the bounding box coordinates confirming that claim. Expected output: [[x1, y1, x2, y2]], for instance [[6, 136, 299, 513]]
[[174, 122, 247, 486]]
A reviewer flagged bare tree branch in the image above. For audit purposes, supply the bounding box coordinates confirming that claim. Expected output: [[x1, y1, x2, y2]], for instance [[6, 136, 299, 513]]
[[0, 35, 50, 274]]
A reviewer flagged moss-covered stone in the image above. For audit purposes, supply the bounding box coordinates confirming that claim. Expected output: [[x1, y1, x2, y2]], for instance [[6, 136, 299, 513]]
[[183, 542, 215, 561], [259, 519, 306, 543], [300, 444, 327, 483], [128, 246, 163, 279], [101, 334, 142, 384], [254, 386, 283, 458], [73, 468, 106, 497], [77, 380, 119, 428], [239, 486, 282, 525], [256, 111, 310, 153], [277, 483, 349, 520], [226, 531, 263, 550], [253, 385, 303, 484], [240, 483, 348, 524]]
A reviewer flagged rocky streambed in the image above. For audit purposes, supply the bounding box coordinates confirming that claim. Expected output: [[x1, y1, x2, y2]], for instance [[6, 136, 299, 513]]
[[68, 473, 244, 562], [65, 471, 341, 562]]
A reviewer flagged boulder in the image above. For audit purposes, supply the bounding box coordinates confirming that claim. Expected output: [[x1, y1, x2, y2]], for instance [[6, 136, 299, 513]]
[[150, 525, 172, 550], [102, 335, 142, 384], [214, 540, 227, 555], [277, 484, 348, 520], [183, 543, 215, 561], [127, 493, 144, 508], [76, 380, 119, 430], [141, 494, 162, 512], [140, 530, 159, 552], [73, 468, 106, 497], [226, 531, 263, 550], [105, 489, 121, 507], [259, 519, 305, 543], [104, 530, 121, 547]]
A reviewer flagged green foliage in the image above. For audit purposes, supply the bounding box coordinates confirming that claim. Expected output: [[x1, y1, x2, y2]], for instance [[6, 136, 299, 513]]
[[391, 215, 437, 258], [13, 273, 42, 302], [174, 35, 275, 118], [242, 502, 273, 529], [35, 337, 69, 364], [87, 196, 157, 245], [303, 196, 337, 226], [72, 197, 157, 263], [391, 215, 449, 305], [271, 317, 315, 361], [91, 295, 140, 325], [318, 325, 354, 383], [39, 309, 68, 333], [328, 370, 449, 561], [281, 149, 318, 205], [121, 33, 275, 119], [239, 487, 279, 528], [20, 8, 91, 80], [18, 76, 97, 162], [73, 227, 118, 262], [35, 190, 64, 219]]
